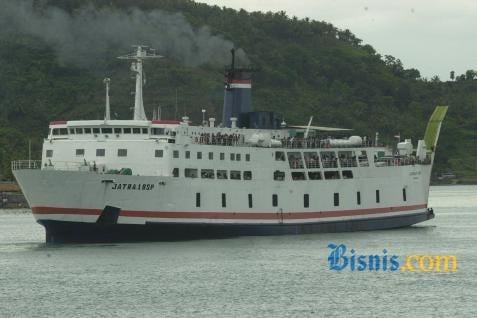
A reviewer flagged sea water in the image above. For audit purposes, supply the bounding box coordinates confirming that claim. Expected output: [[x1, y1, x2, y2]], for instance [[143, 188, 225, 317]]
[[0, 185, 475, 317]]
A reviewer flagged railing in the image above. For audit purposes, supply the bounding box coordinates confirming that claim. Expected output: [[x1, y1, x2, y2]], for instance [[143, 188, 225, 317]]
[[283, 138, 378, 149], [339, 159, 358, 168], [375, 156, 432, 167], [193, 134, 380, 149], [11, 160, 42, 170], [11, 160, 95, 172]]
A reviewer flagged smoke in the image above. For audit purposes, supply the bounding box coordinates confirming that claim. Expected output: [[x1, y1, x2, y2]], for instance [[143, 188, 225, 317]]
[[0, 0, 248, 67]]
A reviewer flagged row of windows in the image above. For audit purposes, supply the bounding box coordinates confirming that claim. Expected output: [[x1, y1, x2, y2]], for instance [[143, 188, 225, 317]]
[[173, 168, 252, 180], [52, 127, 151, 136], [334, 189, 407, 207], [275, 150, 369, 169], [46, 149, 129, 158], [194, 189, 408, 209], [196, 193, 254, 208], [273, 170, 353, 181], [172, 150, 251, 161]]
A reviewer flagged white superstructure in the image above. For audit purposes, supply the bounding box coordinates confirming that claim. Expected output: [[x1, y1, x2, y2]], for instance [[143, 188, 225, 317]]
[[12, 46, 448, 243]]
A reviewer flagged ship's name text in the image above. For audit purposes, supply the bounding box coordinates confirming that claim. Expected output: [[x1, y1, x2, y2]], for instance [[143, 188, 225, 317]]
[[111, 183, 155, 191]]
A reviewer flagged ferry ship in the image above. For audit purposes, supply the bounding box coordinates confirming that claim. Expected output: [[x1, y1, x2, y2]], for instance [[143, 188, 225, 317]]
[[12, 46, 448, 243]]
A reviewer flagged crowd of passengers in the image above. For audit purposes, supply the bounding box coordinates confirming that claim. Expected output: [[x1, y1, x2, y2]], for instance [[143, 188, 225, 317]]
[[195, 133, 245, 146]]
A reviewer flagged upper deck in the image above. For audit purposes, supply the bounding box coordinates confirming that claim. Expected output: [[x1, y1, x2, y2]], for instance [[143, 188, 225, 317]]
[[47, 118, 378, 150]]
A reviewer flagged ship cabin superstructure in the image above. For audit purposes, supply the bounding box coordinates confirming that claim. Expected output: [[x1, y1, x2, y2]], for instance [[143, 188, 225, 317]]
[[43, 116, 430, 182]]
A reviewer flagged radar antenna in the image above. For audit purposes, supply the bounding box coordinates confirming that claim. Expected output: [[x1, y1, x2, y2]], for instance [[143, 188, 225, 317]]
[[118, 45, 163, 121]]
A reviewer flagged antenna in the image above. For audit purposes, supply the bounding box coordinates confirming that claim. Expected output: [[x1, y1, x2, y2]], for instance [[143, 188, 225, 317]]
[[304, 116, 313, 139], [103, 78, 111, 121], [118, 45, 163, 121], [175, 88, 178, 120]]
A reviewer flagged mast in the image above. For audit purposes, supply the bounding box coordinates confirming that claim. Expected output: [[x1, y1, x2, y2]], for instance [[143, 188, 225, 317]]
[[103, 78, 111, 121], [118, 46, 162, 121]]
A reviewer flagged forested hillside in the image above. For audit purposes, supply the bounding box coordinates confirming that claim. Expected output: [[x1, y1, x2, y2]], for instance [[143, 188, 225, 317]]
[[0, 0, 476, 181]]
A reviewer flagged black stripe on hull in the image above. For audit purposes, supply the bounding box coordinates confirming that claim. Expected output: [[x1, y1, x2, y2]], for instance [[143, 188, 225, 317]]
[[38, 210, 435, 244]]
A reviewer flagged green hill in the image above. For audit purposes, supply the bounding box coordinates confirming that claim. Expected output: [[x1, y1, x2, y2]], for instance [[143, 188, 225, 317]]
[[0, 0, 476, 182]]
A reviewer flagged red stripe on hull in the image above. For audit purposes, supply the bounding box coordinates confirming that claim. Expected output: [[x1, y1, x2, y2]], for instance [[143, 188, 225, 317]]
[[31, 204, 428, 220]]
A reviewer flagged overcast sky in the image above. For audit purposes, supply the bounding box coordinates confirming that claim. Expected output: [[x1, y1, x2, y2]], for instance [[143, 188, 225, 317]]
[[196, 0, 477, 80]]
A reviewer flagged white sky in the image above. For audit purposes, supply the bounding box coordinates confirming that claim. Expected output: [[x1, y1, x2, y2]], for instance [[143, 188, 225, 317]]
[[196, 0, 477, 80]]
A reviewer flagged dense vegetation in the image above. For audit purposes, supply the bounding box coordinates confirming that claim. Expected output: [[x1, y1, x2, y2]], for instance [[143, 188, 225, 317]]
[[1, 0, 476, 181]]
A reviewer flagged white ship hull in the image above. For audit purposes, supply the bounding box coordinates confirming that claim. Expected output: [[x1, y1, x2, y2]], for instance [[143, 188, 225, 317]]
[[13, 163, 434, 243]]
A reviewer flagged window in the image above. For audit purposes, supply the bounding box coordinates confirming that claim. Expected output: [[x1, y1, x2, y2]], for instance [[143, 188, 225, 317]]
[[197, 152, 202, 159], [201, 169, 214, 179], [93, 128, 100, 134], [272, 194, 278, 207], [152, 128, 165, 135], [324, 171, 340, 180], [217, 170, 228, 179], [236, 154, 241, 161], [243, 171, 252, 180], [230, 171, 241, 180], [76, 149, 85, 156], [304, 152, 320, 168], [403, 188, 407, 201], [46, 150, 53, 158], [342, 170, 354, 179], [245, 154, 250, 161], [338, 151, 357, 168], [291, 172, 306, 181], [376, 190, 380, 203], [248, 194, 253, 208], [69, 128, 75, 134], [185, 168, 198, 178], [304, 194, 310, 208], [208, 152, 213, 160], [196, 193, 201, 207], [185, 151, 190, 159], [142, 128, 148, 134], [287, 152, 304, 169], [172, 168, 179, 177], [117, 149, 127, 157], [84, 128, 92, 134], [220, 153, 225, 160], [75, 128, 83, 134], [357, 192, 361, 205], [358, 150, 369, 167], [320, 151, 338, 168], [123, 128, 131, 134], [308, 171, 322, 180], [334, 193, 339, 207], [230, 153, 235, 161], [133, 128, 141, 134], [155, 149, 163, 158], [173, 150, 179, 158], [101, 128, 113, 134], [274, 170, 285, 181], [222, 193, 226, 208], [96, 149, 105, 157], [59, 128, 68, 135], [52, 129, 59, 136], [114, 128, 122, 134], [275, 151, 286, 161]]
